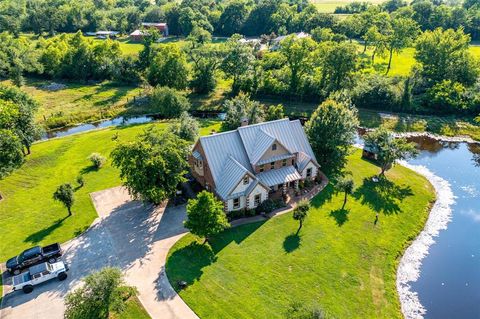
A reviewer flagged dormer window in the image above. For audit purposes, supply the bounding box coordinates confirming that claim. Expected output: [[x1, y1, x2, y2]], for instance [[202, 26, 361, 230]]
[[259, 164, 264, 172], [282, 159, 287, 167], [243, 176, 249, 185], [272, 143, 277, 151], [270, 162, 275, 170]]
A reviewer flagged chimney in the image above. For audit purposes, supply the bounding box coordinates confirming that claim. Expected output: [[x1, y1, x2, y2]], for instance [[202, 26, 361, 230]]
[[241, 117, 249, 127]]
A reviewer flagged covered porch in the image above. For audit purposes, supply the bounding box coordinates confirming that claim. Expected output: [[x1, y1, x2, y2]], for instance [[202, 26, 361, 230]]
[[257, 166, 302, 200]]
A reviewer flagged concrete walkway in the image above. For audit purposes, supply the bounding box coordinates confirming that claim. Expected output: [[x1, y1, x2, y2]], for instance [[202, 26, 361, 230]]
[[1, 186, 198, 319]]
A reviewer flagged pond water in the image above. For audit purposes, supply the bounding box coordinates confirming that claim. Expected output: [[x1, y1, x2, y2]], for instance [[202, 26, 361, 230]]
[[41, 116, 155, 140], [404, 137, 480, 319]]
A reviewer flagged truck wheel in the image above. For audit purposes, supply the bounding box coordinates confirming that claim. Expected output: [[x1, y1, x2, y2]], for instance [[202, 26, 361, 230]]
[[58, 272, 67, 281], [13, 269, 20, 275], [48, 257, 57, 264], [22, 285, 34, 294]]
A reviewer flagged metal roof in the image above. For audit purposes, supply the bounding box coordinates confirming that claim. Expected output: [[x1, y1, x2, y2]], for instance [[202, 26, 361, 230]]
[[257, 166, 302, 187], [257, 153, 294, 166], [192, 150, 203, 160], [197, 119, 317, 200], [297, 151, 312, 172]]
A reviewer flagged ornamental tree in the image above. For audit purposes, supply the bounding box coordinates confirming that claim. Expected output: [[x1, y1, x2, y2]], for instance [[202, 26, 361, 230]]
[[111, 128, 189, 204], [184, 191, 230, 244], [364, 127, 418, 177], [53, 183, 75, 216], [293, 199, 310, 235]]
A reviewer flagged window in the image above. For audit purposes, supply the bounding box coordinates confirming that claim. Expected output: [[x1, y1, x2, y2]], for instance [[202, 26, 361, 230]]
[[259, 164, 264, 172], [272, 143, 277, 151], [233, 198, 240, 209], [306, 168, 312, 178], [254, 194, 261, 206], [292, 159, 295, 165], [282, 159, 287, 167], [243, 175, 249, 185], [270, 162, 275, 170]]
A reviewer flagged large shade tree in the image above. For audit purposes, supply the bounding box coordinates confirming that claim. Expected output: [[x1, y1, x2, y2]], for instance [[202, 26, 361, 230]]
[[0, 129, 24, 179], [184, 190, 230, 244], [111, 128, 190, 204], [305, 99, 359, 176]]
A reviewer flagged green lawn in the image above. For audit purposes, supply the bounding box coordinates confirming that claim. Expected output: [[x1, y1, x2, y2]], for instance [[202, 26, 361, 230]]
[[166, 150, 434, 319], [166, 149, 435, 318], [0, 120, 220, 263], [311, 0, 386, 13], [114, 297, 150, 319]]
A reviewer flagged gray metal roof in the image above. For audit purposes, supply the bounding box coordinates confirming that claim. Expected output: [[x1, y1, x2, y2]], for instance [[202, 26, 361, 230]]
[[215, 156, 251, 200], [297, 151, 312, 172], [257, 153, 294, 166], [192, 150, 203, 160], [257, 166, 301, 187], [198, 119, 317, 200]]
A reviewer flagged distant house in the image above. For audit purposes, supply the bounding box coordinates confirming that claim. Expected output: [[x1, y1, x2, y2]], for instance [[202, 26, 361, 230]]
[[189, 119, 321, 212], [129, 30, 146, 42], [270, 32, 311, 51], [141, 22, 169, 36]]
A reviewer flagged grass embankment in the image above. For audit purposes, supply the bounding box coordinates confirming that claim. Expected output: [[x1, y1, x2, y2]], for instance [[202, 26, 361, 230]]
[[0, 120, 221, 262], [166, 149, 435, 318], [114, 296, 150, 319]]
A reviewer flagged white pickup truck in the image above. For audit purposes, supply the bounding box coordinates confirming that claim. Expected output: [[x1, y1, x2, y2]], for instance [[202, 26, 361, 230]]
[[12, 261, 69, 294]]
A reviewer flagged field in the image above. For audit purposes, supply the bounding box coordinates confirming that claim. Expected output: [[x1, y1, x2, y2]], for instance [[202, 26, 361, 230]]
[[0, 120, 221, 263], [311, 0, 386, 13], [166, 149, 435, 318]]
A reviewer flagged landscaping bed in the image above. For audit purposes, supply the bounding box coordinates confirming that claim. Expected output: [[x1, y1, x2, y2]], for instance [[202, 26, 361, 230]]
[[166, 149, 435, 318]]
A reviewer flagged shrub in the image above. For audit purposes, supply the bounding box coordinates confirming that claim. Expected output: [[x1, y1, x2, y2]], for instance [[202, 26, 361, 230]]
[[88, 153, 106, 169], [349, 74, 402, 111], [76, 175, 84, 187], [256, 198, 285, 214], [171, 112, 199, 141], [424, 80, 470, 113], [149, 86, 191, 119]]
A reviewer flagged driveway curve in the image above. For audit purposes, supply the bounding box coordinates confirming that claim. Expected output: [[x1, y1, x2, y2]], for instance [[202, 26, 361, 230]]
[[1, 186, 198, 319]]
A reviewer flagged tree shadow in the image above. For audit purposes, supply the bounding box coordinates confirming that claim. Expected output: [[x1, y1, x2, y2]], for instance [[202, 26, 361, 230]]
[[310, 184, 335, 209], [353, 177, 413, 215], [329, 208, 350, 226], [24, 216, 69, 244], [283, 233, 301, 253], [209, 221, 266, 254], [80, 165, 99, 175], [165, 242, 217, 290]]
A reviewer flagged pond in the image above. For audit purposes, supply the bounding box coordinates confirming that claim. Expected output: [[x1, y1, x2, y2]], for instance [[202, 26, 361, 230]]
[[404, 137, 480, 319]]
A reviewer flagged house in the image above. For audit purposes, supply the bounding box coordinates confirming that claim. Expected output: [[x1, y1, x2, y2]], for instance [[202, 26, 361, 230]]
[[129, 30, 146, 42], [270, 32, 310, 51], [141, 22, 169, 36], [189, 119, 321, 212]]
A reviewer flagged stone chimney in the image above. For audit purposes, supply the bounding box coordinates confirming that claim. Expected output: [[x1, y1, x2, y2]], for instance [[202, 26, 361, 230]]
[[241, 117, 249, 127]]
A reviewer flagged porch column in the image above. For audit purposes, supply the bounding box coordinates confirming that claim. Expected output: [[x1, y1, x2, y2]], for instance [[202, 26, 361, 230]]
[[295, 180, 299, 190], [282, 182, 287, 195]]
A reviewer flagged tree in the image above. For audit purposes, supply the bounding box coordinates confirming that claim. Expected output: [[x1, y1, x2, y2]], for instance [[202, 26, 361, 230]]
[[171, 112, 199, 142], [65, 267, 137, 319], [415, 28, 479, 86], [363, 127, 418, 176], [218, 0, 250, 36], [0, 129, 24, 179], [138, 28, 160, 70], [293, 199, 310, 235], [148, 86, 191, 118], [384, 17, 419, 74], [317, 41, 357, 94], [148, 44, 189, 89], [305, 100, 359, 176], [53, 183, 75, 216], [222, 93, 265, 131], [425, 80, 469, 113], [335, 175, 355, 210], [111, 128, 189, 204], [184, 190, 230, 244], [88, 153, 106, 169], [221, 35, 255, 93], [279, 35, 316, 94], [0, 85, 41, 154], [265, 104, 285, 121]]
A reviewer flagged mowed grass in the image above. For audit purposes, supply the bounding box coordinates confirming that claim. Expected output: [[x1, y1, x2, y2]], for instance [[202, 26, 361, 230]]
[[114, 296, 151, 319], [166, 149, 435, 319], [0, 120, 221, 263], [311, 0, 385, 13]]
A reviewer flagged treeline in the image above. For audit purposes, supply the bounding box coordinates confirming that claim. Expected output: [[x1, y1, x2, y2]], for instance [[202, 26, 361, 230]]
[[0, 0, 479, 41], [0, 32, 140, 86]]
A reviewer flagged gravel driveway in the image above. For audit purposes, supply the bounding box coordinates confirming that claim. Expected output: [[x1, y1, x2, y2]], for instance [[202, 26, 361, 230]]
[[0, 186, 198, 319]]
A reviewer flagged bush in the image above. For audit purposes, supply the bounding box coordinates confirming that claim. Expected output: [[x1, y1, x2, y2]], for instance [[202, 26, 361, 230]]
[[424, 80, 470, 113], [149, 86, 191, 119], [88, 153, 106, 169], [171, 112, 199, 141], [350, 74, 402, 111], [256, 198, 285, 214], [76, 175, 84, 187]]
